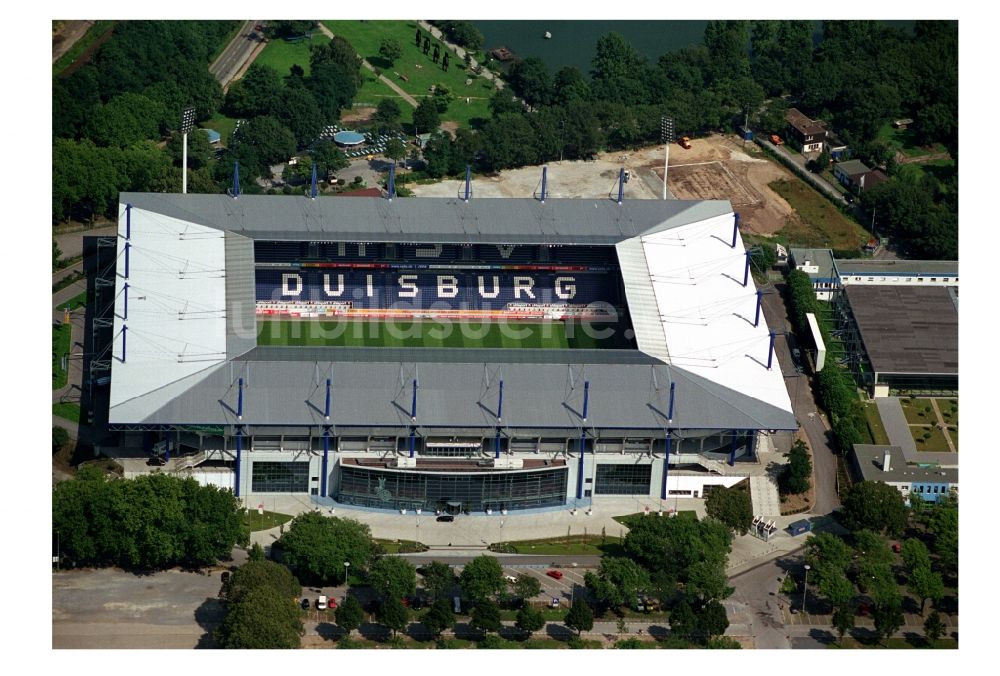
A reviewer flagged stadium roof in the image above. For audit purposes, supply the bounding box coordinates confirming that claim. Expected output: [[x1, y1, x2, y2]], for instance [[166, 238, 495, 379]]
[[117, 192, 732, 245], [109, 194, 795, 433], [844, 285, 958, 376]]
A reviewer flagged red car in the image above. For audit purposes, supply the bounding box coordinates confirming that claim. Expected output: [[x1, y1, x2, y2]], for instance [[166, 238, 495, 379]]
[[546, 569, 563, 580]]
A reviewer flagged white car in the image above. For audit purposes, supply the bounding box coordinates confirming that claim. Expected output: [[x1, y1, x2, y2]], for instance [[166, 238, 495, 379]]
[[317, 595, 328, 610], [505, 575, 518, 583]]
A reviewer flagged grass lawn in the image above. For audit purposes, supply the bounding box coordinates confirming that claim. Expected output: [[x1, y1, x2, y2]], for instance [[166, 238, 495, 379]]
[[353, 73, 412, 120], [53, 402, 81, 423], [769, 179, 868, 250], [947, 427, 958, 449], [53, 323, 72, 390], [242, 509, 293, 532], [60, 291, 88, 312], [257, 319, 629, 349], [493, 534, 624, 556], [912, 425, 952, 453], [900, 397, 936, 425], [862, 402, 891, 445], [203, 113, 238, 147], [322, 20, 495, 128], [374, 538, 429, 553], [255, 34, 330, 78], [876, 122, 948, 159], [53, 20, 116, 76], [613, 510, 697, 529]]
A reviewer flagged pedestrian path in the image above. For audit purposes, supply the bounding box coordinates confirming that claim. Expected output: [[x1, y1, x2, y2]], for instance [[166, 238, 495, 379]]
[[316, 23, 419, 108], [876, 397, 955, 466], [749, 475, 781, 517]]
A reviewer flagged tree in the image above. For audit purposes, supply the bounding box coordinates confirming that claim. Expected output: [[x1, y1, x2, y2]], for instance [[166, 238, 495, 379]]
[[458, 555, 504, 603], [335, 596, 365, 635], [431, 84, 454, 113], [908, 564, 944, 616], [275, 85, 324, 147], [927, 497, 958, 577], [470, 598, 502, 635], [369, 555, 417, 602], [817, 569, 854, 609], [564, 598, 594, 635], [230, 115, 297, 169], [623, 512, 732, 591], [686, 559, 734, 605], [703, 20, 750, 82], [248, 542, 264, 561], [275, 513, 374, 585], [223, 560, 301, 605], [379, 37, 403, 66], [590, 32, 650, 105], [420, 561, 456, 601], [704, 486, 753, 535], [421, 597, 455, 638], [385, 137, 407, 164], [224, 63, 284, 118], [831, 604, 855, 643], [872, 601, 904, 644], [924, 610, 945, 643], [842, 481, 908, 536], [668, 599, 697, 641], [309, 141, 349, 179], [84, 92, 170, 148], [373, 98, 403, 132], [412, 97, 441, 135], [696, 599, 730, 642], [512, 574, 541, 603], [583, 557, 651, 610], [441, 21, 484, 53], [377, 596, 409, 638], [781, 440, 812, 495], [515, 604, 546, 637], [53, 426, 69, 450], [216, 583, 303, 648], [508, 57, 552, 106]]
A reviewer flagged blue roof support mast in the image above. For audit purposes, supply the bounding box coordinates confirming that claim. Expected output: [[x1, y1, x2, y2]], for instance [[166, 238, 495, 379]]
[[234, 428, 243, 497], [463, 165, 471, 202], [729, 431, 738, 466], [540, 166, 548, 203], [237, 377, 244, 420], [732, 212, 740, 248], [661, 433, 672, 500], [121, 325, 127, 363], [576, 380, 591, 500], [125, 203, 132, 240], [124, 242, 130, 279], [743, 250, 752, 287], [388, 162, 396, 201], [668, 381, 676, 422], [322, 377, 331, 497], [754, 290, 765, 327], [310, 162, 318, 199], [617, 168, 625, 205], [123, 282, 129, 320], [767, 331, 777, 370]]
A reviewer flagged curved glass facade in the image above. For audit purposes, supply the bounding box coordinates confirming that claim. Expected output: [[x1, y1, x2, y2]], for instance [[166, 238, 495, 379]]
[[335, 465, 568, 512]]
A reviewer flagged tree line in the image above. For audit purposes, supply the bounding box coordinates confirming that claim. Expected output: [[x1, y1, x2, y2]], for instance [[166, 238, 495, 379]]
[[52, 467, 249, 570]]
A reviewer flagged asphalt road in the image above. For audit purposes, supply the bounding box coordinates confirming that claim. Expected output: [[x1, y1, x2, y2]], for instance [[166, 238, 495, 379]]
[[760, 286, 841, 514], [209, 20, 264, 88]]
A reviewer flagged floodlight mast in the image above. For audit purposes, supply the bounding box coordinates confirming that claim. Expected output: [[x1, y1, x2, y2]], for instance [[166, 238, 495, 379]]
[[660, 116, 674, 200], [180, 106, 196, 194]]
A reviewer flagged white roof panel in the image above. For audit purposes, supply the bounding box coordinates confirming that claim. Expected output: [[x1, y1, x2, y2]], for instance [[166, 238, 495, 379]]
[[641, 214, 793, 416], [109, 205, 229, 412]]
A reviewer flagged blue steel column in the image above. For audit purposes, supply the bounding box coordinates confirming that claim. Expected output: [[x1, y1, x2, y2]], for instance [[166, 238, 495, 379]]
[[125, 203, 132, 240], [235, 428, 243, 498], [743, 250, 752, 287], [577, 431, 586, 500], [121, 325, 127, 362], [767, 331, 777, 370], [494, 429, 501, 459], [754, 290, 764, 327], [661, 434, 672, 500], [729, 431, 738, 466], [731, 212, 740, 247], [164, 435, 171, 462], [321, 429, 330, 498]]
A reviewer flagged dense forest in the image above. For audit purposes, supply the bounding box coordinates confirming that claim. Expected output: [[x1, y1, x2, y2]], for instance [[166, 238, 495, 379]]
[[52, 20, 957, 258]]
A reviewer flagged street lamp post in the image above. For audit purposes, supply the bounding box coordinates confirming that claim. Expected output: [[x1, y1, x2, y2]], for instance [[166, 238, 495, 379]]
[[343, 560, 350, 586], [180, 106, 196, 194], [802, 564, 811, 613]]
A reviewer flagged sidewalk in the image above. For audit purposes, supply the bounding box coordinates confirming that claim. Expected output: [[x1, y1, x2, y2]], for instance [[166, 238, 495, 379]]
[[416, 21, 505, 91], [317, 23, 419, 108]]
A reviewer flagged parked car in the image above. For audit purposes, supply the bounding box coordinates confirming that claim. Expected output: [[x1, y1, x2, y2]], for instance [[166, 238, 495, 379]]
[[504, 575, 518, 583], [300, 598, 310, 610], [146, 456, 166, 466], [550, 597, 561, 608], [436, 515, 455, 522], [546, 569, 563, 580], [770, 134, 783, 145], [679, 136, 692, 149], [317, 595, 328, 610]]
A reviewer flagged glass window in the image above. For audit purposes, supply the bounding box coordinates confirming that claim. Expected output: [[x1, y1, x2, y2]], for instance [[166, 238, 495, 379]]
[[335, 465, 568, 512], [594, 464, 652, 495], [252, 461, 309, 492]]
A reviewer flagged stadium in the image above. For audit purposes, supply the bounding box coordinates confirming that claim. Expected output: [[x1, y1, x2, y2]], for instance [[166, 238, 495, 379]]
[[92, 185, 796, 513]]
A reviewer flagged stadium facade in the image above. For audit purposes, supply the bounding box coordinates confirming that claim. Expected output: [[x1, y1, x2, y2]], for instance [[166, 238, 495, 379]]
[[98, 191, 796, 512]]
